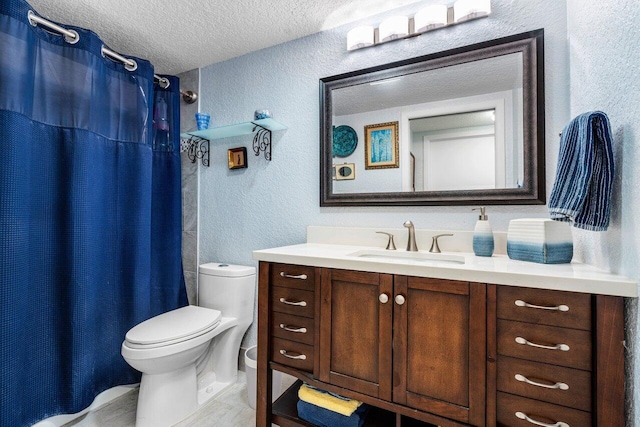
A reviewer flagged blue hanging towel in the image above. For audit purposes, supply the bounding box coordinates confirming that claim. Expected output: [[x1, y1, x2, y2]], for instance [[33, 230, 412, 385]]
[[548, 111, 614, 231]]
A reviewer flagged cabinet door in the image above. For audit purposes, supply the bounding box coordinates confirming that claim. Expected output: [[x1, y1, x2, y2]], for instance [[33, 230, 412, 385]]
[[319, 268, 393, 400], [393, 276, 486, 426]]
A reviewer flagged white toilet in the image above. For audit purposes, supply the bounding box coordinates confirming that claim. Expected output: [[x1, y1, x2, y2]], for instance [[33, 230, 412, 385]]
[[121, 263, 256, 427]]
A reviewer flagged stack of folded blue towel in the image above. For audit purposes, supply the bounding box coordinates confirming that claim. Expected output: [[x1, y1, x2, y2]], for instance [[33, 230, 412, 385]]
[[296, 383, 369, 427]]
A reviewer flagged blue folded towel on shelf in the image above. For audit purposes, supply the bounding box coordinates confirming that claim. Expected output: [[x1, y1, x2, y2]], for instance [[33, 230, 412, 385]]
[[549, 111, 614, 231], [297, 399, 369, 427]]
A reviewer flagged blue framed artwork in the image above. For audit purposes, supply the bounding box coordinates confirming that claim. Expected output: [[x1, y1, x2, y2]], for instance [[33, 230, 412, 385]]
[[364, 121, 399, 169]]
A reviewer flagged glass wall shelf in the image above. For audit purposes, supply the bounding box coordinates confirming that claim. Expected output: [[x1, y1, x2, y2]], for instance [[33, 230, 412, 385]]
[[180, 118, 287, 140], [180, 118, 287, 165]]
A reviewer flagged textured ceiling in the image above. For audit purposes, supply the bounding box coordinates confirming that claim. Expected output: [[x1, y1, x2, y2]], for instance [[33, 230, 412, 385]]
[[25, 0, 423, 75]]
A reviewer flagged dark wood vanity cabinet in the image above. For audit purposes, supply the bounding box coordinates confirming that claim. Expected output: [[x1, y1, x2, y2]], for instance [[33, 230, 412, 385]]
[[393, 276, 486, 425], [318, 269, 394, 401], [487, 286, 624, 427], [317, 269, 486, 424], [266, 263, 319, 374], [257, 262, 625, 427]]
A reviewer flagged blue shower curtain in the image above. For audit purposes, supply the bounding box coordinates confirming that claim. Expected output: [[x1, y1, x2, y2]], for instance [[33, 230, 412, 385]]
[[0, 1, 188, 426]]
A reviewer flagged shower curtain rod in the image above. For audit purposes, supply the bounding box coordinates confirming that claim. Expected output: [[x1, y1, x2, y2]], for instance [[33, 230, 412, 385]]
[[27, 10, 171, 89]]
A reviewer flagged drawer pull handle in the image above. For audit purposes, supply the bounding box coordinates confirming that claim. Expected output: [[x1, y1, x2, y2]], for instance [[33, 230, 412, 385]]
[[515, 411, 569, 427], [395, 294, 406, 305], [515, 374, 569, 390], [515, 299, 569, 312], [515, 336, 570, 351], [279, 298, 307, 307], [280, 272, 308, 280], [279, 349, 307, 360], [279, 324, 307, 333], [379, 293, 389, 304]]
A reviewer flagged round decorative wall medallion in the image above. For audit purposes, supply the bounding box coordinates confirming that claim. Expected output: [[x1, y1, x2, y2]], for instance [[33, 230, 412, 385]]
[[332, 125, 358, 157]]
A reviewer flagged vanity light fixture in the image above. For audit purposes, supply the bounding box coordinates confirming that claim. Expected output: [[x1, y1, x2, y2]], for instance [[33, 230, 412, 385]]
[[346, 26, 374, 51], [379, 16, 409, 42], [346, 0, 490, 51], [414, 4, 448, 33], [454, 0, 491, 23]]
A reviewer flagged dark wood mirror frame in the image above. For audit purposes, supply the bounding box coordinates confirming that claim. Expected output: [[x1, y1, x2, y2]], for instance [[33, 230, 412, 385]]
[[320, 29, 545, 207]]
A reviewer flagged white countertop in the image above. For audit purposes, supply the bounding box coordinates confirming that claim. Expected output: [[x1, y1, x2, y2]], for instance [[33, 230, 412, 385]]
[[253, 243, 638, 297]]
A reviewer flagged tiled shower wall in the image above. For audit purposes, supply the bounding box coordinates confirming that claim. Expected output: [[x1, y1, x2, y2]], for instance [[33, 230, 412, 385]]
[[177, 69, 199, 305]]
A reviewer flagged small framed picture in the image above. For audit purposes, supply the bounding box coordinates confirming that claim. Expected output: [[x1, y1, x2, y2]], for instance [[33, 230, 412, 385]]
[[228, 147, 248, 169], [364, 121, 399, 169], [334, 163, 356, 180]]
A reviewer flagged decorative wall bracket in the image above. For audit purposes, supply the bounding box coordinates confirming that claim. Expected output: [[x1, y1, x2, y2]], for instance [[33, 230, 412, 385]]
[[180, 136, 210, 167], [252, 123, 272, 161]]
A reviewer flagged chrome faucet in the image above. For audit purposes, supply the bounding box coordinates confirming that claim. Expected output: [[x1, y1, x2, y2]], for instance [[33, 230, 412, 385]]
[[403, 221, 418, 252]]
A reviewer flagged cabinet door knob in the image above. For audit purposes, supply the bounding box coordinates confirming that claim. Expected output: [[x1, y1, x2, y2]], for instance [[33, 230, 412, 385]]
[[514, 374, 569, 390], [515, 299, 569, 312], [395, 294, 406, 305], [515, 336, 570, 351], [379, 293, 389, 304], [515, 411, 569, 427]]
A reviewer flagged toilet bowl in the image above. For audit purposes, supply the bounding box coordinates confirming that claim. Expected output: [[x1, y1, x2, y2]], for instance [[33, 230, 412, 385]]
[[121, 263, 256, 427]]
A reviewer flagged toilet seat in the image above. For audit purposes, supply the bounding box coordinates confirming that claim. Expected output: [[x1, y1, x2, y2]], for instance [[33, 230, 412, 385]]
[[125, 305, 222, 349]]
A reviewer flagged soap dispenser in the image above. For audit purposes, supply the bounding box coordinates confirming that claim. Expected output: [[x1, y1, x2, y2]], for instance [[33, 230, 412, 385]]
[[472, 207, 494, 257]]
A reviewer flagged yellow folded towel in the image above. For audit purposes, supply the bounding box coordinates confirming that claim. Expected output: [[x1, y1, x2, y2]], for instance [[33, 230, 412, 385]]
[[298, 384, 362, 417]]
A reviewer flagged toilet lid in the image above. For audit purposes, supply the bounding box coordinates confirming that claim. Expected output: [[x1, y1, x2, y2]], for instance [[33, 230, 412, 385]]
[[125, 305, 222, 346]]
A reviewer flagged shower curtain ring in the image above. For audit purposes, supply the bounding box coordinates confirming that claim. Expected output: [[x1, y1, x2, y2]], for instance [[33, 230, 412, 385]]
[[63, 30, 80, 44], [27, 10, 80, 44], [124, 60, 138, 72]]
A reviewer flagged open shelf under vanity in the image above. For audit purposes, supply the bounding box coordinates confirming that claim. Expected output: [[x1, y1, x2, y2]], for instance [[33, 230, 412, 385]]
[[272, 379, 437, 427]]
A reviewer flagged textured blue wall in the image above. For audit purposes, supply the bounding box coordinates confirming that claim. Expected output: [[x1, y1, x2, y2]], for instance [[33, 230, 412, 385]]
[[198, 0, 569, 347], [567, 0, 640, 423]]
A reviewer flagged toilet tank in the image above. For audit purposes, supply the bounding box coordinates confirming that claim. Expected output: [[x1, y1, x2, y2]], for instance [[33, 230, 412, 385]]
[[198, 263, 256, 322]]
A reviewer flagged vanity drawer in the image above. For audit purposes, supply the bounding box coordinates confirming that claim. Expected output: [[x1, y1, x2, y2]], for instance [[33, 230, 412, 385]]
[[497, 356, 591, 411], [271, 337, 314, 372], [271, 263, 315, 290], [497, 320, 592, 371], [271, 312, 314, 346], [271, 287, 315, 318], [498, 286, 591, 330], [497, 392, 590, 427]]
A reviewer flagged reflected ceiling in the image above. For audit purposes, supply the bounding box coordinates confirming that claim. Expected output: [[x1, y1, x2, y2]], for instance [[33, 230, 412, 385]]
[[333, 53, 522, 116]]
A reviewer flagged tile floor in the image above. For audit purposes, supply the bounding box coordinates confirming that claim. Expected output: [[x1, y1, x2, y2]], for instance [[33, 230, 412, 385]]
[[63, 371, 297, 427]]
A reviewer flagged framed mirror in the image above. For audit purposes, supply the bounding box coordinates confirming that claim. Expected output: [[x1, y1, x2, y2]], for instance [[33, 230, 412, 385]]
[[320, 29, 545, 206]]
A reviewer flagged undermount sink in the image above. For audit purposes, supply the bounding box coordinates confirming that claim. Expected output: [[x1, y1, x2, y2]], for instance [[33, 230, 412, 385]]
[[348, 249, 466, 265]]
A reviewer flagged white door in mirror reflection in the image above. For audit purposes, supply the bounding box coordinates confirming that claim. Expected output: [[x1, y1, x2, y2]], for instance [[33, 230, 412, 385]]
[[411, 109, 503, 192], [423, 133, 496, 191], [402, 91, 523, 193]]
